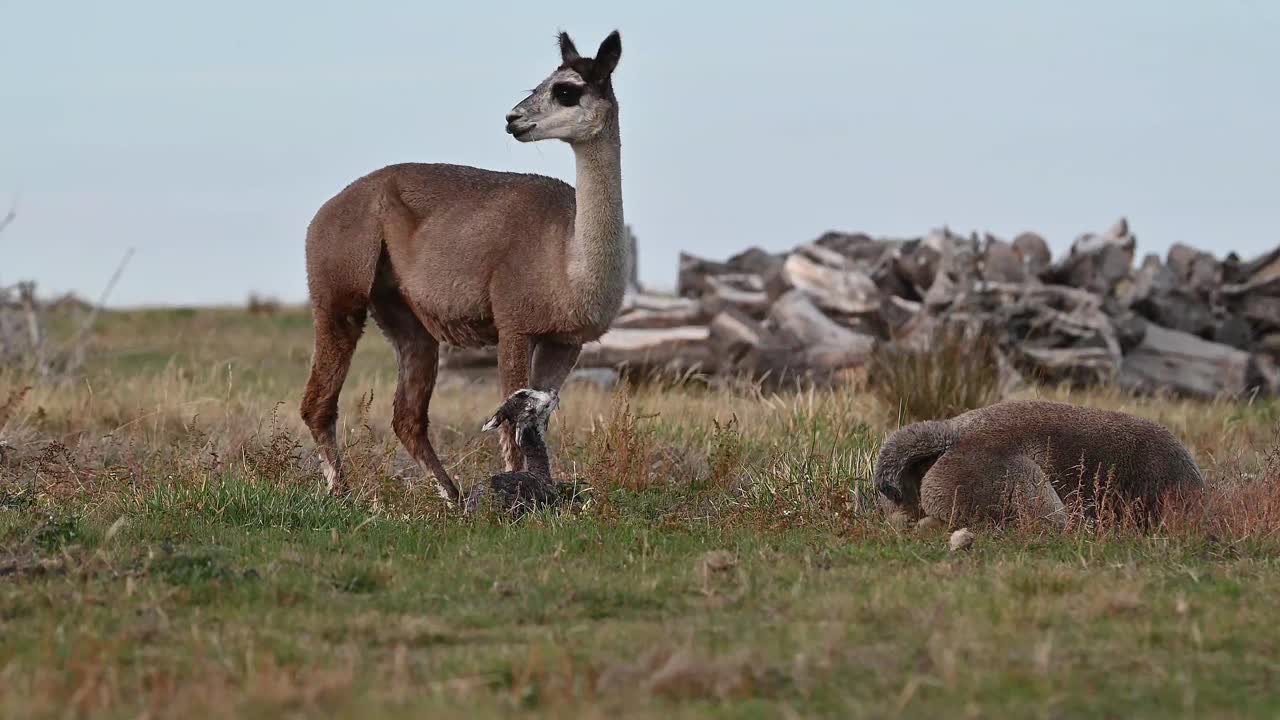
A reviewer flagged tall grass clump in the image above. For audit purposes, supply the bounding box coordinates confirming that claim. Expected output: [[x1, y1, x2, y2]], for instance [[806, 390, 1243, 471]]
[[582, 385, 657, 497], [870, 326, 1002, 423]]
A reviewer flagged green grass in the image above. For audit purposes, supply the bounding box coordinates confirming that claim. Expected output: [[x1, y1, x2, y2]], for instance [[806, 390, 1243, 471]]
[[2, 306, 1280, 718], [5, 478, 1279, 718]]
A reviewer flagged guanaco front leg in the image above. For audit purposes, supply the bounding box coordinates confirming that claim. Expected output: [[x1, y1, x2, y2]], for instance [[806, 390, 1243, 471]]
[[496, 334, 532, 471]]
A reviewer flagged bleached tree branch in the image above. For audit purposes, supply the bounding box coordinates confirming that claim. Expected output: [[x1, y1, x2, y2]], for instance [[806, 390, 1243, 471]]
[[0, 195, 16, 236]]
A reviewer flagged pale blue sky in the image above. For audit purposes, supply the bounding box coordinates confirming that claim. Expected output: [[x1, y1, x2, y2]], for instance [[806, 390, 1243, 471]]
[[2, 1, 1278, 306]]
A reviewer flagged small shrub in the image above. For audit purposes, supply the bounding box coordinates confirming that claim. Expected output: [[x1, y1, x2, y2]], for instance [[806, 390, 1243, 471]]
[[584, 385, 657, 495], [246, 293, 281, 316], [870, 326, 1002, 423], [706, 414, 745, 488], [240, 403, 302, 483], [30, 512, 83, 550]]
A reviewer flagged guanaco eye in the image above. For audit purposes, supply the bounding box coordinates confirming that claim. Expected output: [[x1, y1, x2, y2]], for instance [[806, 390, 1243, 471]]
[[552, 83, 583, 107]]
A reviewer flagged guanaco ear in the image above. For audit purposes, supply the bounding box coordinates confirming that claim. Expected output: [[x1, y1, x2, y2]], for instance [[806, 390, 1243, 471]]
[[593, 30, 621, 78], [558, 32, 580, 64]]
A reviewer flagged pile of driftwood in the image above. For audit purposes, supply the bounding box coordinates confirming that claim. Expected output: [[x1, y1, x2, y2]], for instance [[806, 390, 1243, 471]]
[[446, 218, 1280, 398]]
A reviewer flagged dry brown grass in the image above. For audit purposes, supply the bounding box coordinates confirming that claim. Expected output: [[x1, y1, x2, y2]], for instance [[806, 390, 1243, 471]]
[[3, 321, 1279, 541], [870, 327, 1003, 424], [5, 307, 1280, 718]]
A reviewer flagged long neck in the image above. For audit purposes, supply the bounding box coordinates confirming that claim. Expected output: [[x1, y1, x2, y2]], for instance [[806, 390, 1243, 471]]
[[566, 111, 627, 325], [517, 426, 551, 478]]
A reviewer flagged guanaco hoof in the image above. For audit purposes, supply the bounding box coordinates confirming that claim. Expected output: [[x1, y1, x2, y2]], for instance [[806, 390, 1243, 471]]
[[874, 400, 1204, 528]]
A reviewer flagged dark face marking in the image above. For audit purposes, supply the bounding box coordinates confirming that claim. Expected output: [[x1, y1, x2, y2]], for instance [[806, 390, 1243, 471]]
[[559, 58, 616, 101], [551, 82, 584, 107]]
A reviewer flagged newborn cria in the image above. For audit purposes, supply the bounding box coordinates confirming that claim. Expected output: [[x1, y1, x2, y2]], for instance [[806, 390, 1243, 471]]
[[874, 400, 1204, 527], [465, 389, 562, 516]]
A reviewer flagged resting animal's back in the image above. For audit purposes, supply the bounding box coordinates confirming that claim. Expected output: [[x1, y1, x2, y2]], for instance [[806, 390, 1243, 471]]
[[951, 401, 1201, 493], [875, 400, 1203, 524]]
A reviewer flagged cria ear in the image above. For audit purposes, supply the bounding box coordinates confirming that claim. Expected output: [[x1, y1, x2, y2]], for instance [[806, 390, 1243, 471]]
[[558, 32, 580, 63], [481, 390, 531, 432], [481, 411, 504, 432], [593, 30, 621, 78]]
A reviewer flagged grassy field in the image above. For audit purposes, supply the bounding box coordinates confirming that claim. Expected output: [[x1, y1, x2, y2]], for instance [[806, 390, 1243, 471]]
[[3, 306, 1280, 719]]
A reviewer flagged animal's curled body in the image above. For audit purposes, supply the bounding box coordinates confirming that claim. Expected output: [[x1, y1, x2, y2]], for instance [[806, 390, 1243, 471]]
[[465, 389, 563, 517], [873, 400, 1204, 526]]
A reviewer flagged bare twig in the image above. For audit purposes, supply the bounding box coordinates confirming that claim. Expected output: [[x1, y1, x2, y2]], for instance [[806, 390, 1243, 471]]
[[18, 283, 44, 370], [60, 247, 136, 366], [79, 248, 135, 335], [0, 195, 16, 236]]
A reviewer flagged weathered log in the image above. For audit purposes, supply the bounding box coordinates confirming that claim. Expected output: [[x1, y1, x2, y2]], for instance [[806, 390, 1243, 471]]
[[812, 231, 897, 267], [708, 307, 769, 363], [624, 225, 641, 292], [1121, 253, 1217, 337], [1115, 254, 1162, 308], [1044, 217, 1135, 296], [677, 248, 782, 298], [767, 290, 875, 370], [704, 272, 765, 293], [613, 292, 708, 329], [1213, 314, 1253, 350], [1019, 346, 1119, 386], [578, 325, 713, 374], [1132, 289, 1217, 339], [892, 235, 944, 294], [677, 252, 729, 298], [1237, 293, 1280, 332], [773, 251, 881, 315], [705, 307, 804, 378], [1231, 245, 1280, 286], [700, 275, 771, 318], [922, 230, 982, 309], [1012, 232, 1052, 277], [1120, 323, 1251, 398], [1167, 243, 1220, 298], [961, 281, 1103, 314], [879, 296, 922, 337], [565, 367, 622, 390], [1249, 353, 1280, 396], [1222, 274, 1280, 299], [1258, 333, 1280, 357], [980, 236, 1026, 283], [724, 246, 784, 276]]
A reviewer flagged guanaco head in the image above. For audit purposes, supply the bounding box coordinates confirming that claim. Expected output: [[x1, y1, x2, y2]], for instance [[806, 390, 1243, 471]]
[[505, 30, 622, 144], [481, 389, 560, 445]]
